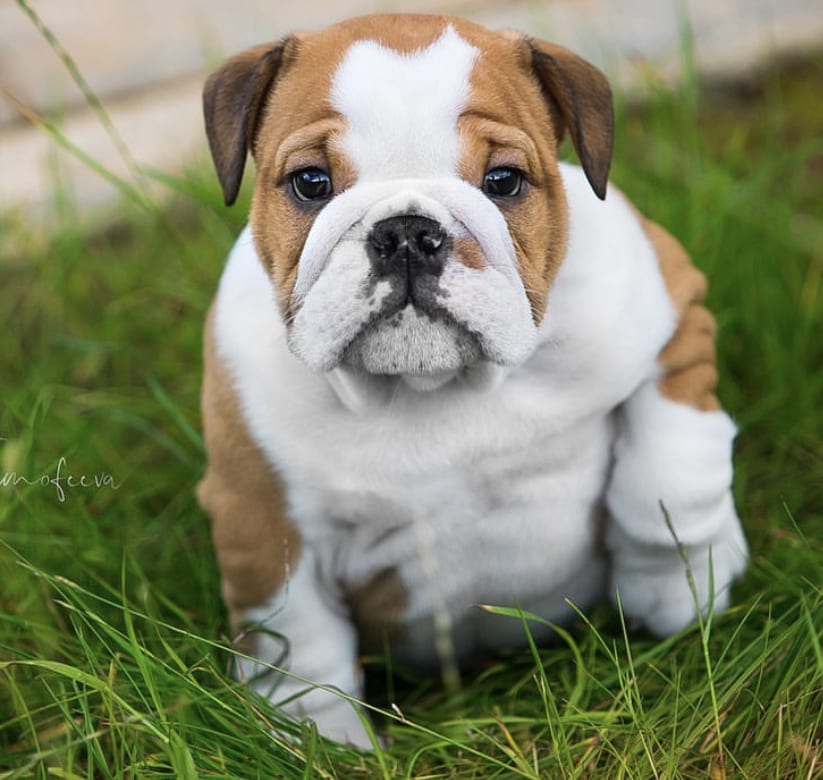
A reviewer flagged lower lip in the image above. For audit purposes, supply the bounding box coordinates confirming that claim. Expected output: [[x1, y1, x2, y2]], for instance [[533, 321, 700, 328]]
[[400, 370, 458, 392]]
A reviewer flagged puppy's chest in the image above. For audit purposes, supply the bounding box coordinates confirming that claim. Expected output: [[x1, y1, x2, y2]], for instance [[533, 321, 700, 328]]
[[288, 404, 615, 615]]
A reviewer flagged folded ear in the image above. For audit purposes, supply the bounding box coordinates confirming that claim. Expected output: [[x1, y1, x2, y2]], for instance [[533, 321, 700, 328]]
[[528, 40, 614, 200], [203, 39, 294, 205]]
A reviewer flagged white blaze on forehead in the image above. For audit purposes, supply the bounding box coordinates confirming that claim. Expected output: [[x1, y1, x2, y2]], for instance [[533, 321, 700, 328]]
[[330, 25, 479, 179]]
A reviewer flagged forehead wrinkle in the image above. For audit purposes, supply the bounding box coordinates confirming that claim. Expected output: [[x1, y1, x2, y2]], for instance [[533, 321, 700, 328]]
[[274, 117, 346, 174], [330, 25, 479, 180], [458, 113, 541, 176]]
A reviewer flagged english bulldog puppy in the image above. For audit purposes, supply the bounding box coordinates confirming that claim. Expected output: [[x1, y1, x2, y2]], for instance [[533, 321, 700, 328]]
[[197, 14, 748, 747]]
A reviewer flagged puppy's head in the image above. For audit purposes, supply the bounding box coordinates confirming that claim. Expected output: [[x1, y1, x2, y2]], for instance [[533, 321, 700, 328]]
[[204, 15, 613, 396]]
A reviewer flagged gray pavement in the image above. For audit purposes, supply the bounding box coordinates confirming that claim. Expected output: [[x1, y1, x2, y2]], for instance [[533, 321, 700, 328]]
[[1, 0, 822, 224]]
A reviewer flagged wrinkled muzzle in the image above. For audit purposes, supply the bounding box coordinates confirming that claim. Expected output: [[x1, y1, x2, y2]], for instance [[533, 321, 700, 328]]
[[288, 177, 538, 395]]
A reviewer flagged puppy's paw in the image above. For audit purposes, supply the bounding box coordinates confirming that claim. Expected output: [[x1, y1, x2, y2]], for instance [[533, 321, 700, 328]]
[[302, 699, 375, 750], [610, 524, 748, 637]]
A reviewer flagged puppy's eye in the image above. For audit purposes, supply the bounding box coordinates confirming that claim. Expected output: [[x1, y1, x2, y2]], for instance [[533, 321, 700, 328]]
[[290, 168, 332, 202], [482, 167, 523, 198]]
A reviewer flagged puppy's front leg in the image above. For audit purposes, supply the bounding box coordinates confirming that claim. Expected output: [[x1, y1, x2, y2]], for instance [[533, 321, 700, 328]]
[[234, 550, 370, 748], [605, 222, 748, 636], [198, 309, 370, 747], [605, 382, 748, 636], [205, 468, 369, 746]]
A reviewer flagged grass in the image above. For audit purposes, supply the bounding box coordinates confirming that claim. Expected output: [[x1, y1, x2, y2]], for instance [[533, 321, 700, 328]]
[[1, 20, 822, 780]]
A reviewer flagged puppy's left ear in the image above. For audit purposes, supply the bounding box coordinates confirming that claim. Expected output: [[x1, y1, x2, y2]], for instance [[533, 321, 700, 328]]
[[528, 40, 614, 200], [203, 38, 296, 206]]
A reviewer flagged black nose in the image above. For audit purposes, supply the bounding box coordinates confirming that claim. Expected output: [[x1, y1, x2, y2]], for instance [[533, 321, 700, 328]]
[[367, 215, 449, 279]]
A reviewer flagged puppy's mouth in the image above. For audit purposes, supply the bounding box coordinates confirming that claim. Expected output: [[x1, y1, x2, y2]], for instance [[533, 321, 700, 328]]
[[342, 303, 483, 381]]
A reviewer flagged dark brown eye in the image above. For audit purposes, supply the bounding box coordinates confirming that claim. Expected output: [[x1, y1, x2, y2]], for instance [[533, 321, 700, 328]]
[[290, 168, 332, 202], [482, 167, 523, 198]]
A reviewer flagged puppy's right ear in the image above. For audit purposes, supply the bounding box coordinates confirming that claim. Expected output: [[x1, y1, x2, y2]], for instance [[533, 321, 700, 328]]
[[203, 39, 294, 206]]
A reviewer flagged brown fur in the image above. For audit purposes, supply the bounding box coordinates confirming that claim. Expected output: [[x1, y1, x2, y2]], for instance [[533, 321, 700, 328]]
[[528, 41, 614, 200], [643, 219, 722, 411], [453, 236, 487, 270], [203, 42, 294, 206], [456, 62, 570, 324], [196, 306, 302, 626], [344, 567, 409, 651]]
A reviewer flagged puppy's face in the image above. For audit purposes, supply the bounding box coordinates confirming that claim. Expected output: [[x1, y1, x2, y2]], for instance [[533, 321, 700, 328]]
[[204, 15, 613, 392]]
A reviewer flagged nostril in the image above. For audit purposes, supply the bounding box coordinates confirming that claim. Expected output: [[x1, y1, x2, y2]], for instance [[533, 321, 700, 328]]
[[374, 232, 400, 258], [367, 215, 448, 279], [417, 229, 445, 256]]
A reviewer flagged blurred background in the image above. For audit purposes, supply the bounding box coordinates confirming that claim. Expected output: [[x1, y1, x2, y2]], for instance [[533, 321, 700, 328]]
[[1, 0, 822, 225]]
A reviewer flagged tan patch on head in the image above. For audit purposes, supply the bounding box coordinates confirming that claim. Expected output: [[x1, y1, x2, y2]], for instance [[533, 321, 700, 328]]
[[457, 57, 569, 324], [451, 25, 613, 323], [453, 23, 618, 324], [196, 305, 302, 625], [643, 218, 722, 411]]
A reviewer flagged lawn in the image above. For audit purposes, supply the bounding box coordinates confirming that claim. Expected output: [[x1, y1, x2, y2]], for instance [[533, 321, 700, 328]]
[[1, 39, 821, 780]]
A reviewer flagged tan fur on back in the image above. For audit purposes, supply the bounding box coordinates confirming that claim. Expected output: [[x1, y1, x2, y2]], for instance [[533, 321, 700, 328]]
[[644, 219, 722, 412]]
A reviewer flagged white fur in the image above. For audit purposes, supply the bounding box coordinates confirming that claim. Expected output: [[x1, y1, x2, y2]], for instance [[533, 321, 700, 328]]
[[330, 25, 478, 181], [236, 549, 370, 747], [605, 382, 747, 635]]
